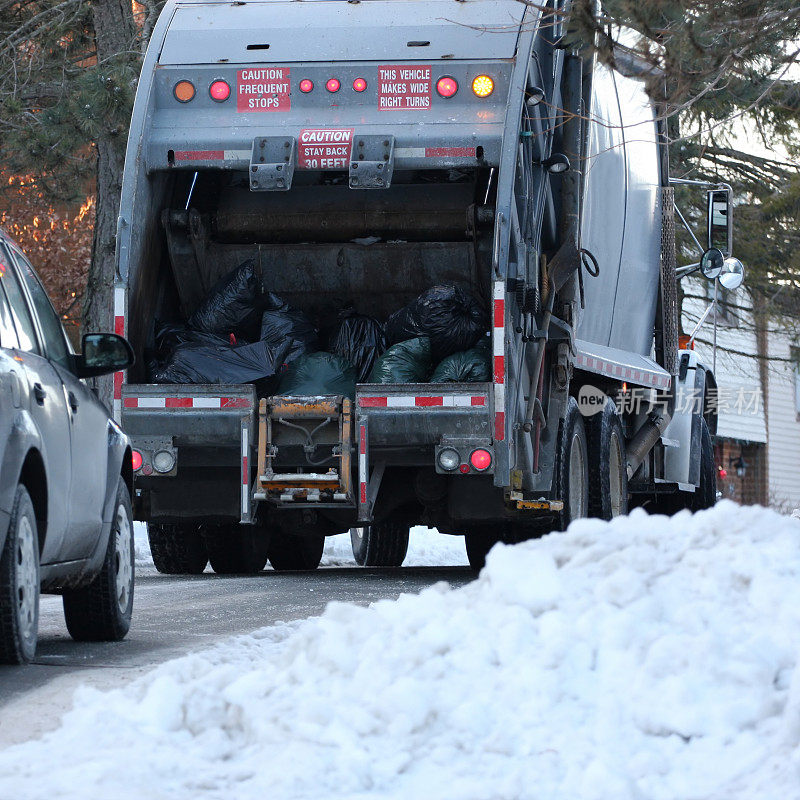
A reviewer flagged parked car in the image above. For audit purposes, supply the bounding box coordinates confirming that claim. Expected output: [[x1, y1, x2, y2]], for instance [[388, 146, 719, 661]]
[[0, 231, 135, 664]]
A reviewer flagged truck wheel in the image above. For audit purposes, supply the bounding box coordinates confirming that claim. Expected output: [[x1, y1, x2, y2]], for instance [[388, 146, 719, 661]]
[[268, 534, 325, 571], [555, 397, 589, 531], [0, 485, 40, 664], [464, 529, 501, 573], [207, 526, 270, 574], [586, 398, 628, 520], [689, 418, 716, 511], [148, 523, 208, 574], [63, 478, 134, 642], [350, 522, 409, 567]]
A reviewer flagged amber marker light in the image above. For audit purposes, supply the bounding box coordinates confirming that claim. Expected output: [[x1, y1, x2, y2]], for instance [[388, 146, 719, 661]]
[[173, 80, 196, 103], [472, 75, 494, 98]]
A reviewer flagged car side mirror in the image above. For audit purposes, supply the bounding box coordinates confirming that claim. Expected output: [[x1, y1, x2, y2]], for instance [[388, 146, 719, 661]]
[[75, 333, 135, 379], [707, 188, 732, 256]]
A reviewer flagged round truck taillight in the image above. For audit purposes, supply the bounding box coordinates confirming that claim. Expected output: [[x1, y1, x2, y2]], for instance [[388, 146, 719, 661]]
[[436, 76, 458, 98], [173, 80, 195, 103], [209, 80, 231, 102], [326, 78, 340, 93], [131, 450, 143, 471], [470, 449, 492, 471], [353, 77, 367, 93], [299, 79, 314, 93]]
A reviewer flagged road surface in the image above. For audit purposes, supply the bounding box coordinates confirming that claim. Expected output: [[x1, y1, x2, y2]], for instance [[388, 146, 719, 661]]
[[0, 564, 473, 747]]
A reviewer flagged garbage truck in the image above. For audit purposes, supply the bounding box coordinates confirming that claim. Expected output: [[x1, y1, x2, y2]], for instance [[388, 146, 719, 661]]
[[116, 0, 733, 574]]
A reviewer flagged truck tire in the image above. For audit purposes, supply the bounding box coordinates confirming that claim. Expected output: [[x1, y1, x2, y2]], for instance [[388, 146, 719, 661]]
[[63, 478, 134, 642], [207, 526, 270, 574], [586, 398, 628, 520], [0, 485, 39, 664], [689, 417, 716, 511], [148, 523, 208, 574], [268, 534, 325, 571], [350, 522, 409, 567], [555, 397, 589, 531]]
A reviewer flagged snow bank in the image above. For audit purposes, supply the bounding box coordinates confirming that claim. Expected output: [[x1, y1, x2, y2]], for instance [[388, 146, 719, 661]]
[[3, 501, 800, 800]]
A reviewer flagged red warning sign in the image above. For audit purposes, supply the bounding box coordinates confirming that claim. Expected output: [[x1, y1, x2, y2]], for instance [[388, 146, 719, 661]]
[[237, 67, 291, 112], [378, 65, 431, 110], [297, 128, 354, 169]]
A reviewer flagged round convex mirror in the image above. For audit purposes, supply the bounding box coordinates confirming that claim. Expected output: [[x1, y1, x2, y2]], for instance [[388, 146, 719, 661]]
[[700, 248, 724, 280], [719, 257, 745, 290]]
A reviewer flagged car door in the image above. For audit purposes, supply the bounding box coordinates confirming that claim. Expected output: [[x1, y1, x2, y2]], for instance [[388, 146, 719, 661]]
[[0, 243, 72, 564], [0, 278, 25, 498], [9, 246, 109, 562]]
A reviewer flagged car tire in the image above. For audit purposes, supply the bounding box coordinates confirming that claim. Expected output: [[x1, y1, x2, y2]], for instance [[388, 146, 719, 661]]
[[148, 523, 208, 574], [268, 534, 325, 571], [207, 526, 270, 575], [350, 522, 409, 567], [0, 485, 40, 664], [555, 397, 589, 531], [63, 478, 134, 642], [586, 398, 629, 520]]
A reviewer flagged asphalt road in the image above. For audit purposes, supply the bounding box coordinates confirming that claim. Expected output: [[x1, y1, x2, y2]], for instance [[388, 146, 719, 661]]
[[0, 564, 473, 747]]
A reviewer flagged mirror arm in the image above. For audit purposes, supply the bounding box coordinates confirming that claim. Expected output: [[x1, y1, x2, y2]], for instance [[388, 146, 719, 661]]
[[686, 299, 716, 347], [675, 261, 700, 279], [673, 201, 705, 257]]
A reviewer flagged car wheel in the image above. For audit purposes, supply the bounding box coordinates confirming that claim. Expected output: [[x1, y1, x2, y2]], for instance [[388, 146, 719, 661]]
[[0, 485, 40, 664], [206, 525, 270, 574], [350, 521, 409, 567], [268, 533, 325, 571], [148, 523, 208, 574], [63, 478, 134, 642]]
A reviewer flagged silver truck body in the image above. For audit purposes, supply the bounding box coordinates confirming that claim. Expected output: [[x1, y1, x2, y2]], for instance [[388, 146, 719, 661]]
[[115, 0, 713, 551]]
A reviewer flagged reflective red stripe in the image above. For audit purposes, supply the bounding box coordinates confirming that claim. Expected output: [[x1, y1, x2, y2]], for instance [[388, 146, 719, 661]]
[[471, 396, 486, 406], [175, 150, 223, 161], [360, 397, 388, 407], [242, 456, 248, 484], [415, 396, 443, 407], [425, 147, 476, 157], [114, 316, 124, 336], [360, 483, 367, 504], [123, 397, 138, 408], [359, 425, 367, 455], [495, 411, 505, 441], [166, 397, 192, 408], [222, 398, 251, 408], [494, 355, 505, 384], [114, 370, 124, 399], [493, 298, 504, 328]]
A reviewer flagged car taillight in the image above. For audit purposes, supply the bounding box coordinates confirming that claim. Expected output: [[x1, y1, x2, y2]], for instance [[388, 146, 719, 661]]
[[132, 450, 143, 471], [209, 80, 230, 102], [326, 78, 340, 93], [472, 75, 494, 98], [173, 80, 195, 103], [353, 77, 367, 93], [470, 449, 492, 471], [299, 78, 314, 93], [436, 76, 458, 98]]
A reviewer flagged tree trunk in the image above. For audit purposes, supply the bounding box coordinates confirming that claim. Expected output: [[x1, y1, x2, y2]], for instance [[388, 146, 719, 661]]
[[83, 0, 136, 408]]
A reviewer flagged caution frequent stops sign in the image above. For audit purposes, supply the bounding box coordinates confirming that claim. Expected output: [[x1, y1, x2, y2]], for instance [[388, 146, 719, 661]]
[[378, 65, 431, 110], [237, 68, 291, 112]]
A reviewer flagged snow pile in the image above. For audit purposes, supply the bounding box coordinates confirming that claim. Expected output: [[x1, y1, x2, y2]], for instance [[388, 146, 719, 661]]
[[322, 526, 469, 567], [133, 521, 151, 566], [3, 501, 800, 800]]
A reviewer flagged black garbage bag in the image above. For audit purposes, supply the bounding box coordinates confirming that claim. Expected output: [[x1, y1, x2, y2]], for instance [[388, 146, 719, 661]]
[[151, 339, 291, 385], [385, 285, 489, 361], [368, 337, 432, 384], [260, 301, 318, 364], [188, 260, 264, 340], [328, 309, 387, 382], [430, 336, 492, 383], [277, 352, 357, 398], [154, 321, 239, 361]]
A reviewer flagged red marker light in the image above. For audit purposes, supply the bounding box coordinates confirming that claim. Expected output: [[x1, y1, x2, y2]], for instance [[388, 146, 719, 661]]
[[326, 78, 340, 93], [436, 76, 458, 98], [209, 80, 230, 102], [299, 78, 314, 93], [353, 77, 367, 93], [470, 449, 492, 471], [459, 464, 470, 474], [132, 450, 143, 471]]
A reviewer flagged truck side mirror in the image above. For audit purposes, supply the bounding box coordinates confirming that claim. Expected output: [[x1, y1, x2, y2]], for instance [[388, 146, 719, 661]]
[[719, 257, 745, 290], [707, 188, 732, 256]]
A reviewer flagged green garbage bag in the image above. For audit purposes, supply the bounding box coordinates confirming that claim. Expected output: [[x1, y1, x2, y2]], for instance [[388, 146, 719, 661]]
[[277, 352, 356, 398], [430, 337, 492, 383], [368, 337, 433, 384]]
